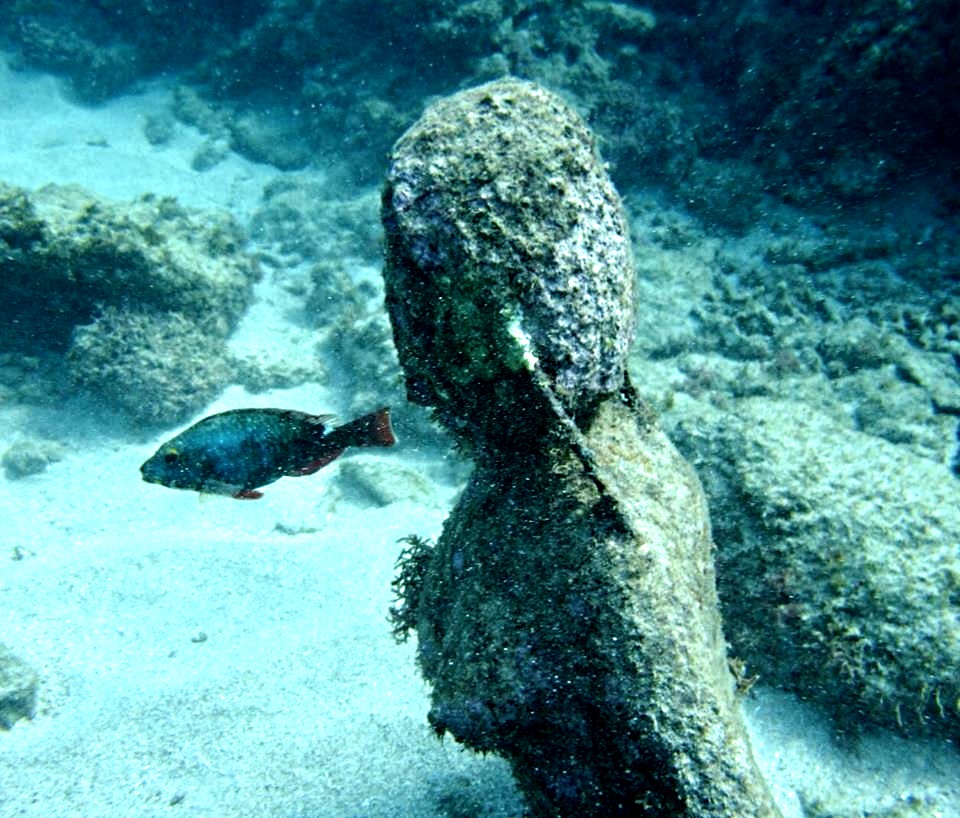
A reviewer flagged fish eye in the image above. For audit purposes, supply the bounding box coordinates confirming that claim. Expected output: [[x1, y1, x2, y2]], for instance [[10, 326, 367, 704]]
[[163, 450, 179, 465]]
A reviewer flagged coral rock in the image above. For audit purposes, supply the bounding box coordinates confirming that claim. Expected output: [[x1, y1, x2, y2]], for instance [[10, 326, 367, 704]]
[[0, 182, 259, 425], [0, 643, 38, 730], [671, 396, 960, 740]]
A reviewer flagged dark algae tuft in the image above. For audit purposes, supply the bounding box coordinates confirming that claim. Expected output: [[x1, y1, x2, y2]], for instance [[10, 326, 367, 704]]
[[388, 535, 435, 643]]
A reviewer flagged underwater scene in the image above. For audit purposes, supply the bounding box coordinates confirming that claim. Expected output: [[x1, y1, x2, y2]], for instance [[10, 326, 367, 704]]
[[0, 2, 958, 816]]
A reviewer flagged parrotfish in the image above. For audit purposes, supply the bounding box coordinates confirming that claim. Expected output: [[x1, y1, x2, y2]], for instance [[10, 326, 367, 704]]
[[140, 406, 396, 499]]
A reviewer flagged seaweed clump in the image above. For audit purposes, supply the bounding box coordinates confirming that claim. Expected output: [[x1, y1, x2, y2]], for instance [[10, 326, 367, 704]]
[[388, 535, 435, 644]]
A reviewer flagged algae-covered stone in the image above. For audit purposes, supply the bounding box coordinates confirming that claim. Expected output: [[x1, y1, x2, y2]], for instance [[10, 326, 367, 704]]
[[0, 643, 38, 730], [0, 183, 258, 351], [0, 182, 259, 425], [68, 309, 234, 426], [336, 458, 437, 508], [143, 110, 176, 146], [190, 138, 230, 172], [383, 79, 779, 818], [228, 110, 312, 171], [383, 78, 635, 434], [406, 395, 780, 817], [2, 438, 66, 479], [670, 395, 960, 740]]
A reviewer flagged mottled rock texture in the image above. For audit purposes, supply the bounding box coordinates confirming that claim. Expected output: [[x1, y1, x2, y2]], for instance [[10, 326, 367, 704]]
[[671, 396, 960, 741], [660, 0, 960, 202], [68, 308, 234, 426], [383, 78, 779, 818], [2, 438, 65, 480], [0, 182, 258, 425], [383, 79, 635, 436], [0, 643, 38, 730]]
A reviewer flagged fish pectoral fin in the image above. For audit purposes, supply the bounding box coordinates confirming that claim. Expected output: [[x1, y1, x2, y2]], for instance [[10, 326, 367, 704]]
[[288, 450, 344, 476], [233, 489, 264, 500]]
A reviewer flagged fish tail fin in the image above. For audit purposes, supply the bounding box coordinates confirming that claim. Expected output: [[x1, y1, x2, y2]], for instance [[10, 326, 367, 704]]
[[328, 407, 397, 450]]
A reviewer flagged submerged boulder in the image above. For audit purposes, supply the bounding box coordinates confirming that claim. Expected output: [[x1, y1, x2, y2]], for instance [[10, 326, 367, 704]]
[[670, 395, 960, 741], [0, 643, 38, 730], [0, 182, 259, 425]]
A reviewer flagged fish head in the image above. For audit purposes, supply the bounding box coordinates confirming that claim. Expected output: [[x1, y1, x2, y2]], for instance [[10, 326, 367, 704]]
[[140, 443, 204, 491], [141, 440, 244, 496]]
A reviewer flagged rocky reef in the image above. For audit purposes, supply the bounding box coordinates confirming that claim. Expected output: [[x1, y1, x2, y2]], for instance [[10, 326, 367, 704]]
[[671, 395, 960, 741], [677, 0, 960, 203], [383, 78, 780, 817], [622, 195, 960, 743], [7, 2, 956, 213], [0, 182, 259, 426]]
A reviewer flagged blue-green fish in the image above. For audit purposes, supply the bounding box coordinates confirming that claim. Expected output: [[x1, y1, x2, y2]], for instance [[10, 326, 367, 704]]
[[140, 407, 396, 499]]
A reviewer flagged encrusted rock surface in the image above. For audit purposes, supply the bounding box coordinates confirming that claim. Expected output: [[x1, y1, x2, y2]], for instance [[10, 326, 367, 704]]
[[383, 78, 780, 818], [383, 78, 635, 432], [0, 643, 38, 730], [0, 182, 259, 425], [67, 308, 235, 426], [670, 395, 960, 740], [1, 438, 66, 480], [621, 197, 960, 742]]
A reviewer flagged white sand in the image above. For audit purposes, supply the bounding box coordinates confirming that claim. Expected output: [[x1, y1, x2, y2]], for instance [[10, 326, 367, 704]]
[[0, 53, 957, 818], [0, 55, 274, 215]]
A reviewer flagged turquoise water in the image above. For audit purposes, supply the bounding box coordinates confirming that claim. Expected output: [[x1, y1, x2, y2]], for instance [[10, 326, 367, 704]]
[[1, 3, 958, 817]]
